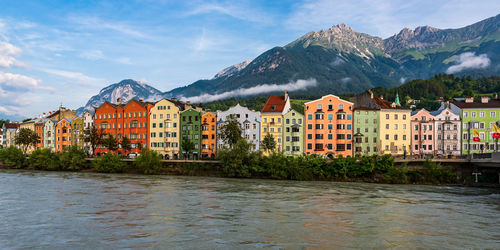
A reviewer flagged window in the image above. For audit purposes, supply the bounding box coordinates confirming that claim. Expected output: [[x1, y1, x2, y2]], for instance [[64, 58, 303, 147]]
[[480, 112, 485, 118], [339, 104, 344, 110], [328, 114, 333, 120], [307, 114, 313, 120], [403, 115, 406, 120], [394, 114, 398, 120], [471, 112, 476, 118], [386, 114, 389, 119], [491, 112, 496, 118], [317, 104, 322, 110]]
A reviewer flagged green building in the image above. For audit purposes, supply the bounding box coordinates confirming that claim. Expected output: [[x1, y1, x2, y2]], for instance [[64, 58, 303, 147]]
[[451, 97, 500, 155], [180, 109, 201, 159], [353, 107, 380, 155], [282, 109, 304, 156], [43, 119, 55, 151]]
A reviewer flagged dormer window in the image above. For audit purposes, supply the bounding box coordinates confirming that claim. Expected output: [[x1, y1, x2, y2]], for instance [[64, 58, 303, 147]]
[[271, 105, 276, 111]]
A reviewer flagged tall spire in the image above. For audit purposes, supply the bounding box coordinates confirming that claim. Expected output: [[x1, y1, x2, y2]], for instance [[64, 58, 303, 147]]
[[394, 92, 401, 106]]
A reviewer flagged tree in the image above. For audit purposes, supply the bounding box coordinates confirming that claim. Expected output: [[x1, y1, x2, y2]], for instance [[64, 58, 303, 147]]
[[0, 119, 10, 128], [219, 116, 242, 147], [135, 149, 163, 174], [120, 136, 132, 155], [181, 139, 196, 159], [261, 133, 276, 153], [84, 125, 104, 156], [102, 134, 118, 153], [15, 128, 40, 154]]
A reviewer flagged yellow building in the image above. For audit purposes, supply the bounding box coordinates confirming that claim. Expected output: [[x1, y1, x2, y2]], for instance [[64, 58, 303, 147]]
[[149, 99, 183, 159], [19, 119, 38, 153], [377, 100, 411, 155], [260, 92, 291, 155], [71, 117, 84, 148]]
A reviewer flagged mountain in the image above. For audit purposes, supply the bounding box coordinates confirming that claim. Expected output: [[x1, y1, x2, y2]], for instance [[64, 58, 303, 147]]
[[76, 79, 163, 115], [213, 59, 252, 79], [165, 14, 500, 101]]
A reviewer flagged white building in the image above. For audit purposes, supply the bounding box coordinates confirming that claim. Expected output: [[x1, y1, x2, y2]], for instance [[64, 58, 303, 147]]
[[83, 111, 94, 156], [432, 104, 461, 156], [217, 104, 261, 150]]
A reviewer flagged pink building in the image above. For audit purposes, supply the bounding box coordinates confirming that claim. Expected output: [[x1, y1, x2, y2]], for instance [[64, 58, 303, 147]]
[[411, 109, 435, 156]]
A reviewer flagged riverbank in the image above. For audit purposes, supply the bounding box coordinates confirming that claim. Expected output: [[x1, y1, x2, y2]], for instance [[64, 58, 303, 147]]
[[1, 145, 497, 186]]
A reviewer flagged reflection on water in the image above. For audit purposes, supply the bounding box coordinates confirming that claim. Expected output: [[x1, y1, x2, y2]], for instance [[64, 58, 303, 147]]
[[0, 170, 499, 248]]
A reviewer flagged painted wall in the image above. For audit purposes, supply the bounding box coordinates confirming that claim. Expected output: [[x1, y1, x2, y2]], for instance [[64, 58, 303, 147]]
[[149, 99, 181, 159], [379, 109, 411, 155], [282, 109, 304, 156], [216, 104, 261, 151], [353, 109, 379, 155], [304, 95, 353, 157]]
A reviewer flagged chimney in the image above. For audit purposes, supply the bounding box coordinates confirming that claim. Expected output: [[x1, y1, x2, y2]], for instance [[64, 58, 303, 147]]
[[465, 97, 474, 103], [380, 95, 384, 100], [139, 98, 144, 102], [186, 101, 191, 105], [495, 93, 498, 100], [171, 98, 177, 102], [368, 90, 374, 99], [284, 90, 289, 100], [117, 98, 121, 105], [481, 96, 489, 104]]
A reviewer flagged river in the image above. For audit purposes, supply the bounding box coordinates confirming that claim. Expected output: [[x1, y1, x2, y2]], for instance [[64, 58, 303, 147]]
[[0, 170, 498, 249]]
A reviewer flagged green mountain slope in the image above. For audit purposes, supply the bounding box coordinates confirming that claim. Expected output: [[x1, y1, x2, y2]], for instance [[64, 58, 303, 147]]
[[165, 14, 500, 101]]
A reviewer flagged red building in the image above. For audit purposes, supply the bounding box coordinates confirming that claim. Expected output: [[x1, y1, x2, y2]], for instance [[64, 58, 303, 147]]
[[94, 99, 152, 156]]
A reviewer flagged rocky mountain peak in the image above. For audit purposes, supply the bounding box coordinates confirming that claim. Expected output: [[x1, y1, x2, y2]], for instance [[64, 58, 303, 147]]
[[213, 59, 252, 79]]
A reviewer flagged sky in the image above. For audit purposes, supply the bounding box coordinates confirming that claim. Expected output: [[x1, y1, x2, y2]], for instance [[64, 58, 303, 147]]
[[0, 0, 499, 119]]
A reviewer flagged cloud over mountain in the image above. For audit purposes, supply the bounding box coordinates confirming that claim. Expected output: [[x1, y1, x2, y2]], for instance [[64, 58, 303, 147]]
[[446, 52, 491, 74]]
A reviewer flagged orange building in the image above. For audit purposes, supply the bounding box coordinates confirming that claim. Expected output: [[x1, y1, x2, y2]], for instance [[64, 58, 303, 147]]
[[94, 99, 152, 156], [55, 119, 73, 152], [35, 120, 45, 149], [201, 112, 217, 158], [304, 94, 354, 157]]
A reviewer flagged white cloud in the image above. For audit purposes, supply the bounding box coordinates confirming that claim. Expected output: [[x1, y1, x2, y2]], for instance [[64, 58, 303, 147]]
[[180, 78, 317, 103], [0, 40, 25, 68], [0, 71, 41, 90], [185, 3, 273, 24], [41, 68, 103, 86], [400, 77, 407, 84], [68, 16, 150, 39], [79, 49, 104, 60], [330, 57, 345, 67], [341, 77, 351, 83], [446, 52, 491, 74]]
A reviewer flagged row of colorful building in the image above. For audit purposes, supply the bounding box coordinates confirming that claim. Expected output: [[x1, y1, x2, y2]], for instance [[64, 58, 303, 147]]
[[3, 90, 500, 159]]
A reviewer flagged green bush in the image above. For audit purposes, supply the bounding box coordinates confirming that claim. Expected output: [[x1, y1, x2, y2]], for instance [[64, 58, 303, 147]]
[[135, 149, 163, 174], [217, 139, 258, 177], [422, 160, 457, 184], [385, 164, 409, 184], [94, 153, 126, 173], [29, 148, 60, 170], [0, 146, 26, 169], [59, 146, 88, 171]]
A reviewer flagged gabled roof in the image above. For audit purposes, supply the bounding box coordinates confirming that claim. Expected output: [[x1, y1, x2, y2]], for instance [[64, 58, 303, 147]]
[[304, 94, 354, 105], [4, 123, 19, 129], [261, 95, 287, 113], [373, 97, 408, 110]]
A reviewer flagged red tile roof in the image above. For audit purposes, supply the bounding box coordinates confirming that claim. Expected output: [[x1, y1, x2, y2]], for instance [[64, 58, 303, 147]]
[[4, 123, 19, 129], [261, 95, 287, 113], [373, 97, 408, 110]]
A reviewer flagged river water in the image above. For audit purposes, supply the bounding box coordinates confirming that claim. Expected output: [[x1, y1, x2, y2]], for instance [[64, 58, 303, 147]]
[[0, 170, 498, 249]]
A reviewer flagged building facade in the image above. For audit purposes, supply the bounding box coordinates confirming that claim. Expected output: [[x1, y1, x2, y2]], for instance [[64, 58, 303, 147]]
[[304, 94, 353, 157], [35, 120, 45, 149], [43, 119, 55, 151], [82, 111, 94, 155], [93, 99, 151, 155], [282, 109, 304, 156], [149, 99, 182, 159], [216, 104, 261, 151], [353, 108, 379, 155], [20, 120, 37, 153], [3, 123, 19, 148], [72, 117, 84, 148], [432, 105, 461, 156], [451, 97, 500, 155], [351, 91, 411, 156], [260, 92, 291, 155], [180, 109, 201, 159], [411, 109, 435, 156], [201, 112, 217, 158], [55, 119, 72, 152]]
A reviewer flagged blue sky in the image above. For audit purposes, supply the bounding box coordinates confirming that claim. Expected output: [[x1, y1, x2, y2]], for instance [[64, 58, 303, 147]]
[[0, 0, 499, 119]]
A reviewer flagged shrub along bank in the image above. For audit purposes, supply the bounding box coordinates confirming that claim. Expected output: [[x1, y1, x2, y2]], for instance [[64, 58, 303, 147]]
[[0, 143, 459, 185]]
